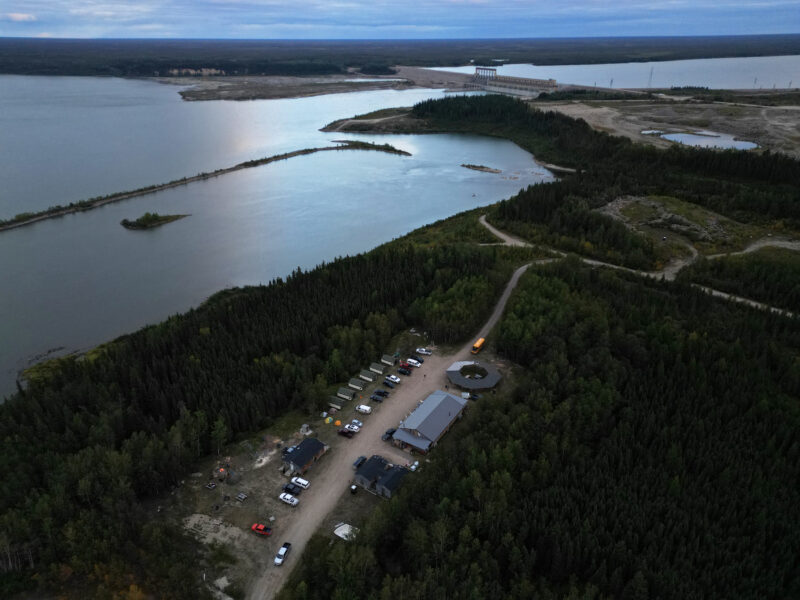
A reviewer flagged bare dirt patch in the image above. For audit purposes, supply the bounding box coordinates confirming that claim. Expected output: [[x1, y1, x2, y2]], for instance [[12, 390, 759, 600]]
[[156, 66, 470, 102], [536, 100, 800, 157]]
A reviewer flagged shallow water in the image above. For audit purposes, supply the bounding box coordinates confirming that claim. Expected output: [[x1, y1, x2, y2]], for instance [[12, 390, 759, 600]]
[[661, 130, 758, 150]]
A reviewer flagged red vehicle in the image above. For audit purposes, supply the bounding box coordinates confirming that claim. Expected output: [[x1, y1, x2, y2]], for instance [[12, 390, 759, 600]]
[[399, 361, 410, 369], [251, 523, 272, 536]]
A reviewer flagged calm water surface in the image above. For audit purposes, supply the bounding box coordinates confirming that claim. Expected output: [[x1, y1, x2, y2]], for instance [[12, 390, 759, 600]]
[[661, 130, 758, 150], [434, 55, 800, 89], [0, 76, 470, 216], [0, 77, 552, 398]]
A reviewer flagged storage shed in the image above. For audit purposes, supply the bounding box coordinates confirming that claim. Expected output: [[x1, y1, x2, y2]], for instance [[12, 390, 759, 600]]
[[337, 388, 356, 402], [348, 378, 366, 391], [369, 362, 386, 375]]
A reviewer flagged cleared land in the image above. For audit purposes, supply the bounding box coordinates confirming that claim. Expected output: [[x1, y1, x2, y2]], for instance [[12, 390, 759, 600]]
[[536, 97, 800, 157], [165, 66, 471, 101]]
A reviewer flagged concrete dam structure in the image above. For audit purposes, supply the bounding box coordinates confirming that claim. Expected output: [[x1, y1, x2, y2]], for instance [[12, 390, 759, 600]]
[[467, 66, 557, 97]]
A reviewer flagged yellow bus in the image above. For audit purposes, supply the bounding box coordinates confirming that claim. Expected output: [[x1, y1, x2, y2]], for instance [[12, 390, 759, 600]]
[[471, 338, 485, 354]]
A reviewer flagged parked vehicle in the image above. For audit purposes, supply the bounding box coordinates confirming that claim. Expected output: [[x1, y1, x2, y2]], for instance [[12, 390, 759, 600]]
[[235, 492, 248, 502], [353, 455, 367, 469], [282, 482, 302, 495], [355, 404, 372, 414], [382, 427, 396, 441], [274, 542, 292, 566], [399, 361, 410, 369], [251, 523, 272, 536], [205, 482, 216, 490], [386, 374, 401, 384], [279, 493, 299, 507], [416, 347, 432, 355], [338, 428, 354, 438], [407, 358, 421, 368], [351, 418, 364, 427], [410, 355, 424, 363], [290, 476, 310, 489], [344, 423, 360, 433], [383, 379, 395, 389], [375, 389, 389, 397], [398, 367, 411, 376], [370, 394, 383, 403], [410, 461, 420, 472]]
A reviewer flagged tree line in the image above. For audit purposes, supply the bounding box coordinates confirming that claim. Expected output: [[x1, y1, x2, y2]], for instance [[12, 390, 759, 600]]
[[280, 259, 800, 600], [0, 241, 521, 597], [678, 247, 800, 311]]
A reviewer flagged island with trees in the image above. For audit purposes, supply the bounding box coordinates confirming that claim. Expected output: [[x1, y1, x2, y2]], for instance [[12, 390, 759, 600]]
[[121, 212, 188, 230]]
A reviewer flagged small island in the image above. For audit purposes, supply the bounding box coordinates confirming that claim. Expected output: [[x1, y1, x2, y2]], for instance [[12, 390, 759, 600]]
[[121, 212, 188, 230], [461, 163, 501, 174]]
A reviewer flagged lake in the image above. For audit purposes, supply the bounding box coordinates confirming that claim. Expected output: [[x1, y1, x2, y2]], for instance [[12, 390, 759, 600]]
[[0, 77, 552, 398], [433, 54, 800, 89]]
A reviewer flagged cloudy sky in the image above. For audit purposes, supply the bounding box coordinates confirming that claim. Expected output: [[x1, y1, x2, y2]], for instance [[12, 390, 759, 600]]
[[1, 0, 798, 39]]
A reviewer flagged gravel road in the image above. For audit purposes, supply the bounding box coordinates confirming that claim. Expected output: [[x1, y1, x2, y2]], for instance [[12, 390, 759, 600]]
[[246, 262, 532, 600]]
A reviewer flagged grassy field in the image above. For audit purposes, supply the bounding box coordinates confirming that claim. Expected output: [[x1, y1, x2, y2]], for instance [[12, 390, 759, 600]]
[[616, 195, 778, 255]]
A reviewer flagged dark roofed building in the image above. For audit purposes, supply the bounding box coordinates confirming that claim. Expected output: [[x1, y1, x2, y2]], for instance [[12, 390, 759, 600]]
[[393, 390, 467, 453], [376, 466, 408, 498], [353, 455, 409, 498], [353, 455, 388, 489], [348, 378, 366, 391], [337, 387, 356, 401], [369, 362, 386, 375], [283, 437, 327, 475]]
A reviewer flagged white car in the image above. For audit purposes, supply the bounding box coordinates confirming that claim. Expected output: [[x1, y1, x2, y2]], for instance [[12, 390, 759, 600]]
[[355, 404, 372, 414], [386, 374, 401, 384], [416, 347, 432, 356], [279, 492, 299, 506], [344, 423, 360, 433], [407, 358, 421, 368], [291, 476, 310, 489], [274, 542, 291, 566], [351, 419, 364, 427]]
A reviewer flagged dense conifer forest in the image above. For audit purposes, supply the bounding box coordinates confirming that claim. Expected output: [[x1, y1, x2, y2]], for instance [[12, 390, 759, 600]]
[[2, 36, 799, 76], [679, 248, 800, 311], [0, 242, 522, 597], [279, 261, 800, 600], [3, 93, 800, 598]]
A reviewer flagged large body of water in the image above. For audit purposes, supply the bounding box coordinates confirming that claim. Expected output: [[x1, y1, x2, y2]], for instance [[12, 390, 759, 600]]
[[434, 54, 800, 89], [0, 77, 553, 398]]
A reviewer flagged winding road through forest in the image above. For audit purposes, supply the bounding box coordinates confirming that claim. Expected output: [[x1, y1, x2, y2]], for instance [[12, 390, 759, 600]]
[[479, 214, 797, 318], [247, 215, 797, 599]]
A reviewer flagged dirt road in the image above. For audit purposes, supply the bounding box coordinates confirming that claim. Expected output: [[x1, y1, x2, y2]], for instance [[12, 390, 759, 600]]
[[245, 262, 532, 600], [480, 215, 798, 318]]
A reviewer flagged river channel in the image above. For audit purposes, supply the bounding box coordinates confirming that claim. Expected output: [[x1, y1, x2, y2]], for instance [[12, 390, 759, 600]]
[[0, 78, 553, 398]]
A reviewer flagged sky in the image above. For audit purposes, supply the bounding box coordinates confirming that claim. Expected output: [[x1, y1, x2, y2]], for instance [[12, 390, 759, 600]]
[[1, 0, 799, 39]]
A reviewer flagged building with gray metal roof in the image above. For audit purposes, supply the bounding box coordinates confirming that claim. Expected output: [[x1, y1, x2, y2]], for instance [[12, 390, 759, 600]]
[[446, 360, 501, 390], [393, 390, 468, 453]]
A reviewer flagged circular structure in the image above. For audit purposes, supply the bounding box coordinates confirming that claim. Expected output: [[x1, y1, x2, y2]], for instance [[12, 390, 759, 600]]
[[446, 360, 501, 390]]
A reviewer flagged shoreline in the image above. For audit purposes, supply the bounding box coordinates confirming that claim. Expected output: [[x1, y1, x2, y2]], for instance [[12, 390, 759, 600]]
[[157, 66, 472, 102], [0, 141, 409, 234]]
